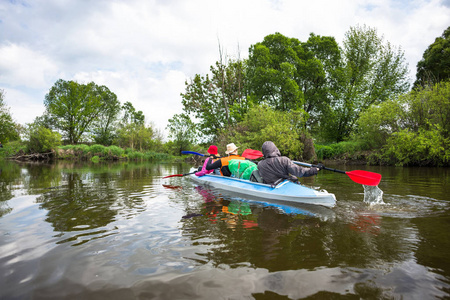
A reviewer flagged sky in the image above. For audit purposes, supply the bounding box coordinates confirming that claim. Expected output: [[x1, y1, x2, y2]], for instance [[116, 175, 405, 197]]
[[1, 0, 449, 139]]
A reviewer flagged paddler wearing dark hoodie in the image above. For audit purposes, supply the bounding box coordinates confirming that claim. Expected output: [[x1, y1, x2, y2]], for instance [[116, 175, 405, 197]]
[[257, 141, 319, 185]]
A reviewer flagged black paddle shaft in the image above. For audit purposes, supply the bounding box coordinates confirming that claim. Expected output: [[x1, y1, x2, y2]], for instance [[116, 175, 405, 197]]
[[294, 161, 346, 174]]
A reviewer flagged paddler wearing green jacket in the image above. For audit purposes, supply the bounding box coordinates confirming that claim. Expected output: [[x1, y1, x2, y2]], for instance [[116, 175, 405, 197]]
[[205, 143, 245, 177], [257, 141, 320, 184]]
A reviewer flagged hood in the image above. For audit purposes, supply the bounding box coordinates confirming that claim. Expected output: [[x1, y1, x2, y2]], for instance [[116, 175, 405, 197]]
[[262, 141, 281, 158]]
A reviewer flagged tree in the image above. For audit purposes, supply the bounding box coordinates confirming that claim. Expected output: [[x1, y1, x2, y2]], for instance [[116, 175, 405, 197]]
[[25, 123, 62, 153], [414, 26, 450, 88], [121, 101, 145, 126], [166, 113, 198, 155], [246, 32, 342, 133], [0, 89, 20, 143], [322, 25, 410, 142], [181, 53, 247, 141], [217, 105, 308, 160], [116, 123, 156, 151], [356, 81, 450, 166], [247, 33, 304, 112], [44, 79, 117, 144], [91, 86, 121, 145]]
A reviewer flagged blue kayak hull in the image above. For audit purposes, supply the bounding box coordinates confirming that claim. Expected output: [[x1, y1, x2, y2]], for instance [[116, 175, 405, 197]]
[[189, 170, 336, 208]]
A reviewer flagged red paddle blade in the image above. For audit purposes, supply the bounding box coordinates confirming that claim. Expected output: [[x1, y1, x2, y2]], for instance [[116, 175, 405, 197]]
[[163, 174, 184, 179], [242, 149, 263, 159], [346, 170, 382, 186]]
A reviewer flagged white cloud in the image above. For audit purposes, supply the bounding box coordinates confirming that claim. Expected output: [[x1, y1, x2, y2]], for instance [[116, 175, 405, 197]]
[[0, 0, 449, 137], [0, 43, 58, 89]]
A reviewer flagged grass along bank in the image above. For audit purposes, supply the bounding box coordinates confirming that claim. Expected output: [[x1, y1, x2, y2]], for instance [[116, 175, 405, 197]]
[[1, 143, 179, 163]]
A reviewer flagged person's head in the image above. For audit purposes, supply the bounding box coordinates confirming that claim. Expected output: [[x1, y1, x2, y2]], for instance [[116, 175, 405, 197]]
[[207, 145, 219, 158], [225, 143, 239, 155], [262, 141, 281, 158]]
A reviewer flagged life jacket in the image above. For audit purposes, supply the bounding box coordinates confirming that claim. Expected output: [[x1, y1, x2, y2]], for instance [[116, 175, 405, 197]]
[[195, 155, 221, 177], [219, 155, 245, 176], [228, 159, 258, 180]]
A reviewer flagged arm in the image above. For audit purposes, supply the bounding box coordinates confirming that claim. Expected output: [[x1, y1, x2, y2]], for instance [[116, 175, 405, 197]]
[[205, 159, 222, 171], [287, 160, 318, 178]]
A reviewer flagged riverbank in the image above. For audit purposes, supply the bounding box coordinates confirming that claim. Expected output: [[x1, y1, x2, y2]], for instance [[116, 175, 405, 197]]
[[1, 144, 183, 163]]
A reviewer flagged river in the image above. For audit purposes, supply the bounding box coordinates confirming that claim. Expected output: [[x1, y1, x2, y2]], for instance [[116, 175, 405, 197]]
[[0, 160, 449, 299]]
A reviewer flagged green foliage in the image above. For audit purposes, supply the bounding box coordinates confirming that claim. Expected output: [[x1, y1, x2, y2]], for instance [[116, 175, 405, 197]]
[[355, 99, 405, 149], [407, 82, 450, 137], [353, 81, 450, 165], [26, 125, 62, 153], [322, 24, 410, 142], [55, 144, 170, 161], [218, 105, 307, 160], [0, 141, 27, 158], [247, 33, 304, 111], [115, 123, 160, 152], [315, 141, 363, 160], [91, 90, 121, 145], [180, 56, 248, 139], [89, 144, 108, 156], [166, 113, 197, 155], [414, 26, 450, 88], [121, 101, 145, 126], [91, 156, 100, 163], [44, 79, 118, 144], [0, 89, 20, 143], [382, 127, 450, 166], [108, 145, 125, 157]]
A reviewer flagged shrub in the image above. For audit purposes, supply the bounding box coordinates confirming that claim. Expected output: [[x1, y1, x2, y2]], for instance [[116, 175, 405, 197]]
[[89, 144, 107, 156], [0, 141, 27, 158], [108, 145, 125, 157], [26, 126, 61, 153], [382, 126, 450, 166]]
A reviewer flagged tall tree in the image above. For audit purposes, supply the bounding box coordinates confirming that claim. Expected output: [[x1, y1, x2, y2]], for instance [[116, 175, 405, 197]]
[[121, 101, 145, 126], [0, 89, 20, 143], [166, 113, 198, 155], [246, 32, 341, 132], [414, 26, 450, 88], [92, 86, 121, 145], [44, 79, 117, 144], [322, 25, 410, 142], [181, 54, 247, 141], [247, 33, 304, 112]]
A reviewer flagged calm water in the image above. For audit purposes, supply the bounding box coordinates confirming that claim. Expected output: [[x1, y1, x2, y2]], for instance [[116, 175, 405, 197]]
[[0, 160, 449, 299]]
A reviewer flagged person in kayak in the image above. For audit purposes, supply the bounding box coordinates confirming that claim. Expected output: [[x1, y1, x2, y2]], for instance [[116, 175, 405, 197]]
[[258, 141, 320, 185], [195, 145, 220, 176], [204, 143, 245, 176]]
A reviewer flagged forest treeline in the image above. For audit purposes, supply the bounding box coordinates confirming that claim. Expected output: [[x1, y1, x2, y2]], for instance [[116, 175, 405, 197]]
[[1, 25, 449, 166]]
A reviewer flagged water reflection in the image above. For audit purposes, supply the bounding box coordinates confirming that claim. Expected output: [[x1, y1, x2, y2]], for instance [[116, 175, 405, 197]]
[[1, 160, 450, 299]]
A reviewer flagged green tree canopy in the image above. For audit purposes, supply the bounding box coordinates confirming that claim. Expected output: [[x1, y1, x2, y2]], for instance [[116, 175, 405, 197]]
[[25, 123, 62, 153], [414, 26, 450, 88], [247, 33, 304, 112], [180, 56, 247, 141], [217, 105, 308, 160], [166, 113, 198, 155], [357, 81, 450, 166], [91, 86, 121, 145], [0, 89, 20, 143], [44, 79, 118, 144], [321, 24, 410, 142]]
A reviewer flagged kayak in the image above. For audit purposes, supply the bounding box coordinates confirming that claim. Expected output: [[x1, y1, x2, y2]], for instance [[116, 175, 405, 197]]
[[188, 168, 336, 208]]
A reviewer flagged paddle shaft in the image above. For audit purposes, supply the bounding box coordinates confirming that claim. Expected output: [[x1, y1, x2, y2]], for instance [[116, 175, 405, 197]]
[[163, 171, 196, 179], [293, 161, 381, 186], [293, 161, 345, 174]]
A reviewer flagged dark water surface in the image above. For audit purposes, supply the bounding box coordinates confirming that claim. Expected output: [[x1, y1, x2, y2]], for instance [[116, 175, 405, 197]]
[[0, 160, 449, 299]]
